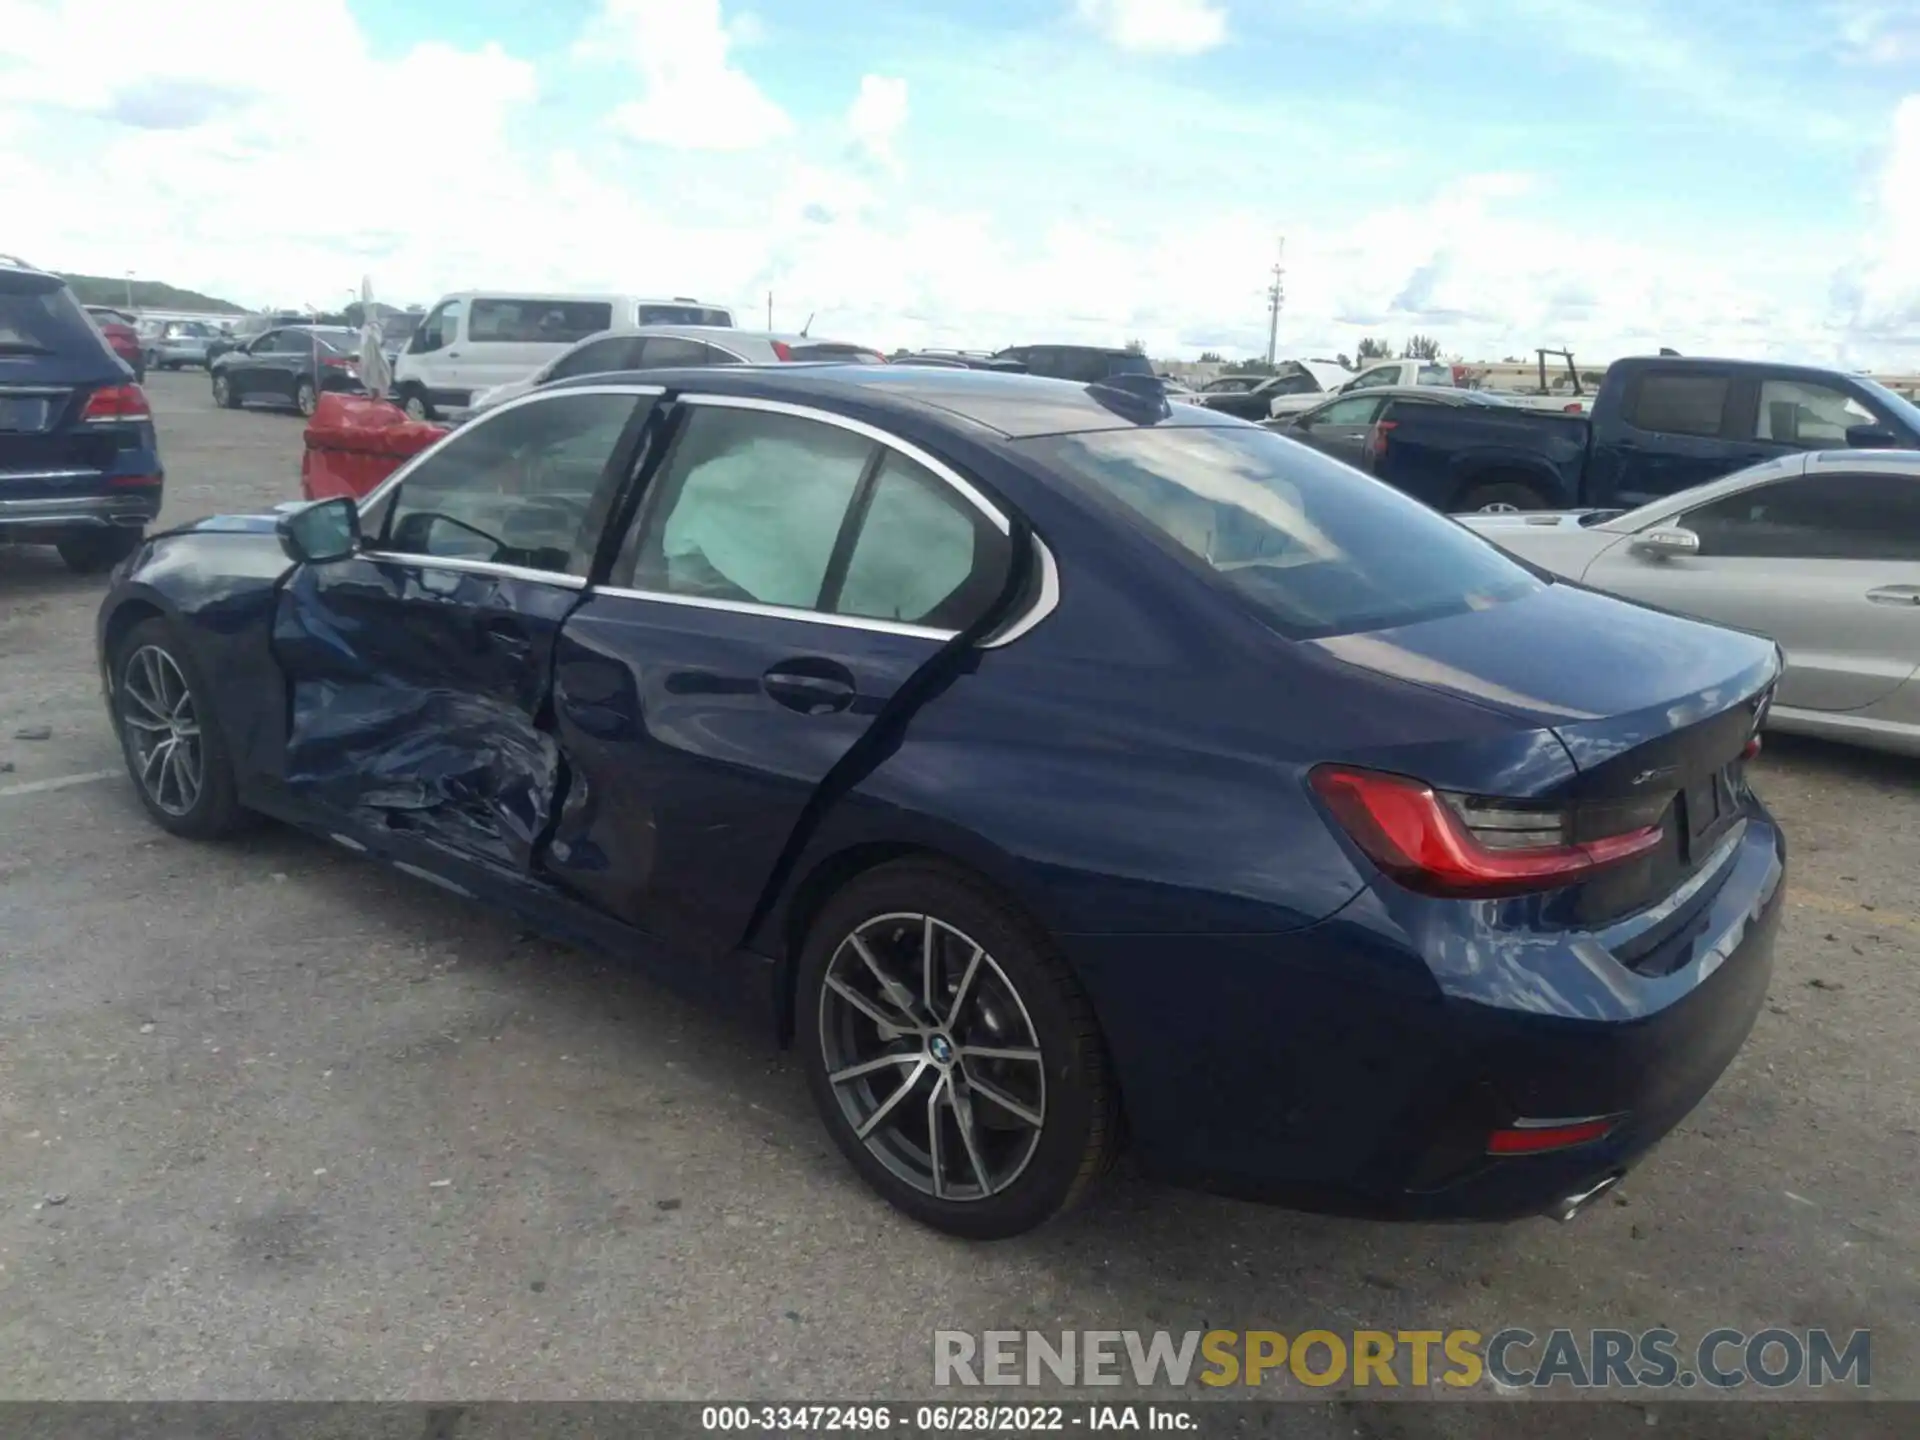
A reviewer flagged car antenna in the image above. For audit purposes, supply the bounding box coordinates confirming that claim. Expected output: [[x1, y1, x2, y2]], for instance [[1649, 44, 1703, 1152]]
[[801, 313, 814, 338]]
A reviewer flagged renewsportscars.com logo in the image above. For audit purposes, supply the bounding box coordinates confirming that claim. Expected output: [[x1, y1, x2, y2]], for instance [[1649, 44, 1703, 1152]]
[[933, 1328, 1871, 1392]]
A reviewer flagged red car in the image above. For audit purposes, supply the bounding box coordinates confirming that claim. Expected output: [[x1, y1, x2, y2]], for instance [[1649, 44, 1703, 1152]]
[[83, 305, 145, 381]]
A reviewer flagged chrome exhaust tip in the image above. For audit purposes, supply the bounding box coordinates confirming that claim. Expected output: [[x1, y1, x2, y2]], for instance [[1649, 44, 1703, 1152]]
[[1548, 1172, 1622, 1223]]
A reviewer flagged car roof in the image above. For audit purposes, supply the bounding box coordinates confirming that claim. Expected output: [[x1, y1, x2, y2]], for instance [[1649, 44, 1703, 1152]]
[[546, 363, 1249, 439], [1806, 448, 1920, 473]]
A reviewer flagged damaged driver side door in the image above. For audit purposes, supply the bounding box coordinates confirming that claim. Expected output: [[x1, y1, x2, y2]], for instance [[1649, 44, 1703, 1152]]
[[270, 387, 656, 880]]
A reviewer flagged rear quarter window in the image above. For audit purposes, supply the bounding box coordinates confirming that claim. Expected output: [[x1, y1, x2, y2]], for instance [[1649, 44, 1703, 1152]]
[[1628, 371, 1730, 438], [1022, 425, 1542, 639]]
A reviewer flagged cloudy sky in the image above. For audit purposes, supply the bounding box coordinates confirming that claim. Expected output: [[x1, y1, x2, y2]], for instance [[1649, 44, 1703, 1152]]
[[2, 0, 1916, 366]]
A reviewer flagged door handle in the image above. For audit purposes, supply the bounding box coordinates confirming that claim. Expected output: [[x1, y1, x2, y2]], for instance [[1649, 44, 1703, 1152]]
[[763, 659, 856, 715], [447, 350, 461, 358], [1865, 585, 1920, 606], [483, 616, 535, 655]]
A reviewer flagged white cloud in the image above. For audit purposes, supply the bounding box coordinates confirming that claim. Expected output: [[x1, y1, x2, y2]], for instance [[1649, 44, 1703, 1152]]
[[1838, 94, 1920, 340], [1074, 0, 1227, 56], [575, 0, 791, 150], [846, 75, 909, 170]]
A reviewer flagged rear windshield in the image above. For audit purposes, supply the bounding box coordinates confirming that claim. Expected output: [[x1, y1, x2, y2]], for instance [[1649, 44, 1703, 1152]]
[[1418, 364, 1454, 385], [637, 304, 733, 327], [1106, 352, 1155, 377], [1022, 425, 1542, 639], [788, 343, 884, 363], [470, 299, 614, 344], [3, 280, 105, 358]]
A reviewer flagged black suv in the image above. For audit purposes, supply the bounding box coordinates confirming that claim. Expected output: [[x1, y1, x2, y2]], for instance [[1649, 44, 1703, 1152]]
[[1, 261, 164, 572]]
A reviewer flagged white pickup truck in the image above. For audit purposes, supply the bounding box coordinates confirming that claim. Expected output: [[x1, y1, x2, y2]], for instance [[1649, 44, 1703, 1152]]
[[1264, 358, 1459, 419]]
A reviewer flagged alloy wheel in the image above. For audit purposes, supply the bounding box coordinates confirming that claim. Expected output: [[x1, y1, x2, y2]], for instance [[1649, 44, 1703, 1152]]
[[119, 645, 203, 817], [817, 912, 1047, 1201], [298, 383, 317, 417], [1479, 501, 1521, 513], [211, 375, 229, 405]]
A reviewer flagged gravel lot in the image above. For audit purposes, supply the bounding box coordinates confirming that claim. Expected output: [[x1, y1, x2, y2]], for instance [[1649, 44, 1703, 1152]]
[[2, 372, 1916, 1414]]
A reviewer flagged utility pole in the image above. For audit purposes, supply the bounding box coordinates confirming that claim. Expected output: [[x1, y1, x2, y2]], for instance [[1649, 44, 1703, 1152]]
[[1264, 237, 1285, 367], [766, 291, 773, 329]]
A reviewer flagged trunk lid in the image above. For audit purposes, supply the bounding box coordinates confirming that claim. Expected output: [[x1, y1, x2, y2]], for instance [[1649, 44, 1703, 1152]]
[[1312, 581, 1777, 934], [1312, 581, 1776, 787]]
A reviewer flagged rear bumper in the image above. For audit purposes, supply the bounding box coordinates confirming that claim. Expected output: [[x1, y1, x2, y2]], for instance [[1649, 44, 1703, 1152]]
[[1068, 814, 1785, 1221], [0, 489, 160, 531]]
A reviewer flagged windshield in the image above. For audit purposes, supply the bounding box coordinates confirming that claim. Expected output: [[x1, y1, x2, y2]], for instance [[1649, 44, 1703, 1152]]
[[1022, 425, 1542, 639], [1858, 377, 1920, 435]]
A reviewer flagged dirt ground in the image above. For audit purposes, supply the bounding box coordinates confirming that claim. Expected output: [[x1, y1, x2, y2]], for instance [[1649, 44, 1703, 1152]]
[[1, 372, 1915, 1420]]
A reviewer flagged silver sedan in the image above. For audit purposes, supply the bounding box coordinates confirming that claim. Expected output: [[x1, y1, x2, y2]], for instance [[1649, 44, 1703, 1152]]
[[1459, 449, 1920, 756]]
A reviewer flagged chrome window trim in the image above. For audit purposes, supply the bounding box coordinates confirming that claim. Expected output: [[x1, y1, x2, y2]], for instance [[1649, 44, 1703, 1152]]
[[677, 393, 1014, 535], [589, 585, 955, 641], [353, 382, 667, 518], [359, 551, 590, 590], [981, 536, 1059, 648]]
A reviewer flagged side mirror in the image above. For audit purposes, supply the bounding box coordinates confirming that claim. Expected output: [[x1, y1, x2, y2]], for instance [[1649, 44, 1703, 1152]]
[[278, 496, 361, 564], [1631, 527, 1701, 560], [1845, 422, 1899, 449]]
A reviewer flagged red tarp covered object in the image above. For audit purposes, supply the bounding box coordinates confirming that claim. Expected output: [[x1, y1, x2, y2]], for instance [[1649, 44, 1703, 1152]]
[[300, 393, 448, 501]]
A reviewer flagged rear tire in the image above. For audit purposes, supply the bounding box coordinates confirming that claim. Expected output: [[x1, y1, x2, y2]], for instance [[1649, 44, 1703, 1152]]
[[110, 617, 249, 840], [296, 379, 318, 418], [57, 528, 141, 574], [212, 372, 239, 409], [1457, 478, 1549, 513], [798, 859, 1120, 1239]]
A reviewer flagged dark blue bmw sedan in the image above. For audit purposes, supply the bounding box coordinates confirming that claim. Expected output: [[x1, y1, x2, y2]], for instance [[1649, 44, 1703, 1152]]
[[95, 366, 1784, 1238]]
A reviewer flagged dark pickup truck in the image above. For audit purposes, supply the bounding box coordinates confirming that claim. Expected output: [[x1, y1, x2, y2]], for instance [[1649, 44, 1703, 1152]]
[[1362, 355, 1920, 512]]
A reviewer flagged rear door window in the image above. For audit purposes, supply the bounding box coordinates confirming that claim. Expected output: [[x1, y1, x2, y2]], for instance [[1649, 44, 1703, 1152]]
[[1629, 371, 1731, 438], [636, 336, 713, 368], [1022, 425, 1541, 639], [549, 335, 644, 382], [834, 453, 1011, 627], [1304, 396, 1384, 428]]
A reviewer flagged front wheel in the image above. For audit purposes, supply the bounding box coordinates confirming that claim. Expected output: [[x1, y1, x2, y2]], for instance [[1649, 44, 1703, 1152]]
[[799, 860, 1120, 1239], [399, 386, 434, 421], [111, 617, 248, 840]]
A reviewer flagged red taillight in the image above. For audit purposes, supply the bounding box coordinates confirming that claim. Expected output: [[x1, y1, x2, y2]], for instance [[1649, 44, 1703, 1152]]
[[1742, 735, 1762, 761], [323, 356, 355, 369], [1361, 418, 1397, 465], [770, 340, 793, 361], [1309, 765, 1664, 898], [1563, 402, 1583, 413], [81, 383, 151, 422], [1487, 1116, 1620, 1155], [107, 473, 163, 487]]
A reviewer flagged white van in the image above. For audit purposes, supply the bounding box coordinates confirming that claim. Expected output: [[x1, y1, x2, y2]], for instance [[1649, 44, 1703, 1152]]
[[391, 291, 736, 419]]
